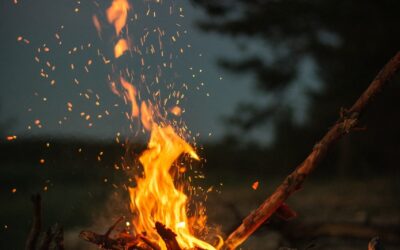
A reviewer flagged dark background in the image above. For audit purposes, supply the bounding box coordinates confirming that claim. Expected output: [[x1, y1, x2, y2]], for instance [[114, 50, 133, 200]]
[[1, 0, 399, 249]]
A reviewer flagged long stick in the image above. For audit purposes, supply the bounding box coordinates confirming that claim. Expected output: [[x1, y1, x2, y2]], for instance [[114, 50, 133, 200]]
[[222, 51, 400, 249], [25, 194, 42, 250]]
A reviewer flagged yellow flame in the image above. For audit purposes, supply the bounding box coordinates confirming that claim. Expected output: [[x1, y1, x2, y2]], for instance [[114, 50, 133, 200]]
[[101, 1, 220, 248], [129, 123, 215, 250]]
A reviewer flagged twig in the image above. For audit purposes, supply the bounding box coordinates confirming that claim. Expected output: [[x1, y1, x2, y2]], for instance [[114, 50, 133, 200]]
[[25, 194, 42, 250], [222, 51, 400, 249], [105, 216, 124, 237]]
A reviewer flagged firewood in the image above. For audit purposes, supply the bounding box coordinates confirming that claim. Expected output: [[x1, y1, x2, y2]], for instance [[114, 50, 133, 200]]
[[79, 219, 160, 250], [79, 230, 131, 250], [155, 222, 182, 250], [222, 51, 400, 249], [138, 235, 162, 250]]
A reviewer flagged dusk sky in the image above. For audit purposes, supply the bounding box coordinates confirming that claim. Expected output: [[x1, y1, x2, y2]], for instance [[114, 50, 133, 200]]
[[0, 0, 316, 144]]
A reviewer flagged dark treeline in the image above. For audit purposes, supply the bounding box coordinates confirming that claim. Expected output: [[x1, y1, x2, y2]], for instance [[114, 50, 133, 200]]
[[192, 0, 400, 177]]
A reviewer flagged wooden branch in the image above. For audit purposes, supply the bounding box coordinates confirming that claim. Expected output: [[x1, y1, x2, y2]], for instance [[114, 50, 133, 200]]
[[52, 224, 64, 250], [222, 51, 400, 249], [38, 224, 64, 250], [137, 235, 161, 250], [79, 230, 130, 250], [38, 228, 54, 250], [25, 194, 42, 250], [79, 218, 160, 250], [79, 230, 164, 250], [155, 222, 182, 250], [79, 217, 140, 250]]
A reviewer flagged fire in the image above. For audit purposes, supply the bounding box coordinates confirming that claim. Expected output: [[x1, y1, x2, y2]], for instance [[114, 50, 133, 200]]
[[120, 77, 139, 118], [114, 38, 128, 58], [129, 124, 217, 250], [123, 101, 216, 249], [96, 0, 220, 248], [106, 0, 130, 36]]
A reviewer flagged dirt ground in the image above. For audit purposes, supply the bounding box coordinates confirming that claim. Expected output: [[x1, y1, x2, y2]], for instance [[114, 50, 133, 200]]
[[206, 177, 400, 250]]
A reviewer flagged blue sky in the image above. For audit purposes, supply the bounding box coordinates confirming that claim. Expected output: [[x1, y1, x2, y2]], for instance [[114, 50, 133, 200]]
[[0, 0, 320, 145], [0, 0, 265, 143]]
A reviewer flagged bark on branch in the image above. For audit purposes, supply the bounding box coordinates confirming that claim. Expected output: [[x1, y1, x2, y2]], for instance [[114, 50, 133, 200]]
[[222, 51, 400, 249]]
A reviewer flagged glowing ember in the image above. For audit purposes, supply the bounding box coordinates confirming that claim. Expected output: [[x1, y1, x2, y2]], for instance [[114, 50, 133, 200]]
[[252, 181, 259, 190], [170, 106, 182, 116], [92, 15, 101, 35], [6, 135, 17, 141]]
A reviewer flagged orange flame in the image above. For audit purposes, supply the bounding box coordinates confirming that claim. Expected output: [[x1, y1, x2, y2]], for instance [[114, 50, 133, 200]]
[[114, 38, 129, 58], [106, 0, 130, 36], [120, 77, 139, 118], [140, 101, 154, 131]]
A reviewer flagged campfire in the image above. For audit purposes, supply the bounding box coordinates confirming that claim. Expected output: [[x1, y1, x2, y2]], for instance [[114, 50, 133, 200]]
[[85, 0, 220, 249], [18, 0, 400, 250]]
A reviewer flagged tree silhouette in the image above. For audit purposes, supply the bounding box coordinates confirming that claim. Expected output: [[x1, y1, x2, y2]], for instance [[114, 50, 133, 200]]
[[194, 0, 400, 174]]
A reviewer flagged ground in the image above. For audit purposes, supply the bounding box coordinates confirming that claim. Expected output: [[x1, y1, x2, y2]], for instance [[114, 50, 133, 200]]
[[1, 153, 399, 249]]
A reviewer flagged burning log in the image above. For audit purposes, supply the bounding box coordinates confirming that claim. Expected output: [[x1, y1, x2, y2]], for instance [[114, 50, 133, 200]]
[[79, 230, 135, 250], [79, 216, 149, 250], [79, 229, 163, 250], [222, 51, 400, 250], [80, 221, 184, 250], [155, 222, 182, 250]]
